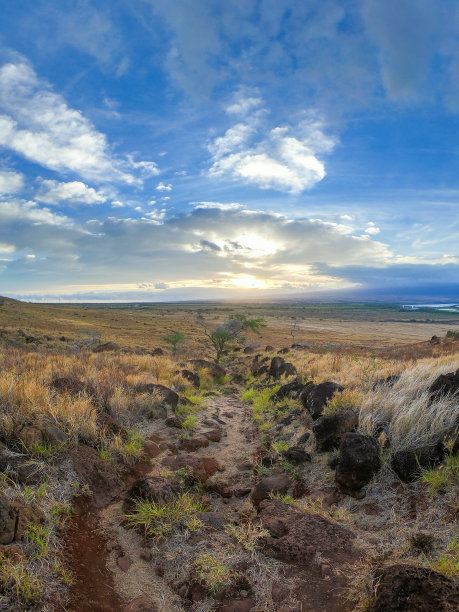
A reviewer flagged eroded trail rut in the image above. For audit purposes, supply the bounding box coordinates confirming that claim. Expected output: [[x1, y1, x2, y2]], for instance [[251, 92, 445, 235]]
[[65, 393, 260, 611]]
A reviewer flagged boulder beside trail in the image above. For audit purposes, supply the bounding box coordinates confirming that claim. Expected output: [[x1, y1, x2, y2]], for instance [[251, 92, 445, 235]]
[[429, 368, 459, 398], [313, 408, 358, 452], [188, 360, 226, 379], [368, 564, 459, 612], [0, 492, 45, 545], [251, 474, 293, 507], [270, 378, 305, 402], [0, 442, 44, 485], [124, 476, 181, 512], [69, 443, 120, 508], [135, 383, 179, 416], [391, 443, 446, 483], [258, 499, 356, 565], [268, 357, 297, 379], [335, 432, 380, 496], [299, 381, 344, 420]]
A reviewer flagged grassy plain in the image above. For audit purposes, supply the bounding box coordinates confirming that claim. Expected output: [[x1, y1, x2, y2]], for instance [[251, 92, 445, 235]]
[[1, 297, 458, 356]]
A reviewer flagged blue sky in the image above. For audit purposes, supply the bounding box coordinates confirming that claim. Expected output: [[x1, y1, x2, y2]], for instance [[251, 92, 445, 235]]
[[0, 0, 458, 302]]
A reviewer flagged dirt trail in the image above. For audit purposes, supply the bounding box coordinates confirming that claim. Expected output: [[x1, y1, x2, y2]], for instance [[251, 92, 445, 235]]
[[64, 391, 260, 611]]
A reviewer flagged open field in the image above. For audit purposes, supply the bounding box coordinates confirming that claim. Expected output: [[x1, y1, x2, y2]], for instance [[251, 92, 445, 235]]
[[1, 297, 458, 355]]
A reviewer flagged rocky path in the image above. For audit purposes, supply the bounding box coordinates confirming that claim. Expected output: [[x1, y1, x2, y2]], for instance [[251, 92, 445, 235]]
[[64, 391, 262, 611], [63, 384, 365, 612]]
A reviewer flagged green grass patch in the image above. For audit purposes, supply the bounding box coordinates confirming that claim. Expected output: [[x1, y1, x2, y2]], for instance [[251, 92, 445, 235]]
[[422, 453, 459, 494], [427, 539, 459, 577], [126, 492, 208, 539], [193, 553, 233, 596], [123, 430, 144, 458], [242, 385, 282, 429], [26, 524, 50, 558], [181, 415, 197, 431], [0, 553, 42, 607]]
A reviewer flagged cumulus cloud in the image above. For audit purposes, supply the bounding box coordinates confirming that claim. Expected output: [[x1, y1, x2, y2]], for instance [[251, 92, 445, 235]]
[[0, 170, 23, 195], [156, 182, 172, 191], [208, 109, 336, 193], [35, 180, 108, 205], [0, 58, 157, 184]]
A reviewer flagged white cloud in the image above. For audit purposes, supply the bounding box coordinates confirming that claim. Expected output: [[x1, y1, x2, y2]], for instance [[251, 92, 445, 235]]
[[35, 179, 108, 205], [156, 182, 172, 191], [111, 200, 124, 208], [226, 88, 263, 116], [208, 112, 336, 193], [365, 222, 380, 235], [0, 170, 23, 195], [0, 59, 157, 184]]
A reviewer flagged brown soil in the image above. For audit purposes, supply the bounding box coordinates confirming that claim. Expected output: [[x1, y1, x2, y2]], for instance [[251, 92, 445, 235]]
[[63, 497, 123, 612]]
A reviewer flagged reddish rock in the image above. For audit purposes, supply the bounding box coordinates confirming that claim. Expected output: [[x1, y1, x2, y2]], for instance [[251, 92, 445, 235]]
[[218, 598, 256, 612], [69, 444, 120, 508], [180, 436, 209, 451], [117, 554, 133, 572], [162, 454, 219, 482], [203, 428, 222, 442], [258, 499, 356, 565], [251, 474, 293, 507]]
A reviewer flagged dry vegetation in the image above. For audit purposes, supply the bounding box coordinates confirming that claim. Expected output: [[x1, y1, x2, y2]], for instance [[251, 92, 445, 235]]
[[0, 298, 457, 610]]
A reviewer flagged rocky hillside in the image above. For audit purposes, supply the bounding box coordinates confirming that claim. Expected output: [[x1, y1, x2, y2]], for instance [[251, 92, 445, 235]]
[[0, 337, 458, 611]]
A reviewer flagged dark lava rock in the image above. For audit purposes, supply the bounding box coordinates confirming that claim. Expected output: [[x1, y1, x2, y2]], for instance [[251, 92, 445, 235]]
[[258, 499, 356, 565], [181, 369, 200, 388], [188, 360, 226, 379], [430, 335, 441, 345], [313, 408, 358, 452], [93, 341, 119, 353], [281, 446, 312, 464], [299, 382, 343, 420], [0, 442, 44, 485], [165, 416, 183, 428], [373, 374, 400, 389], [151, 347, 164, 356], [270, 378, 305, 402], [429, 368, 459, 398], [268, 357, 297, 379], [368, 564, 459, 612], [391, 443, 446, 483], [135, 384, 179, 412], [265, 345, 275, 352], [297, 432, 311, 446], [251, 474, 293, 507], [124, 476, 181, 512], [335, 433, 380, 495]]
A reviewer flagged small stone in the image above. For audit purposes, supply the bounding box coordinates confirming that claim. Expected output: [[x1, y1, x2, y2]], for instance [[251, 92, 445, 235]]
[[140, 550, 152, 562], [117, 554, 133, 572]]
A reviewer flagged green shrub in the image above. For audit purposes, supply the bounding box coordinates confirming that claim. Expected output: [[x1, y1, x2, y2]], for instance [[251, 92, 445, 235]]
[[126, 493, 208, 539]]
